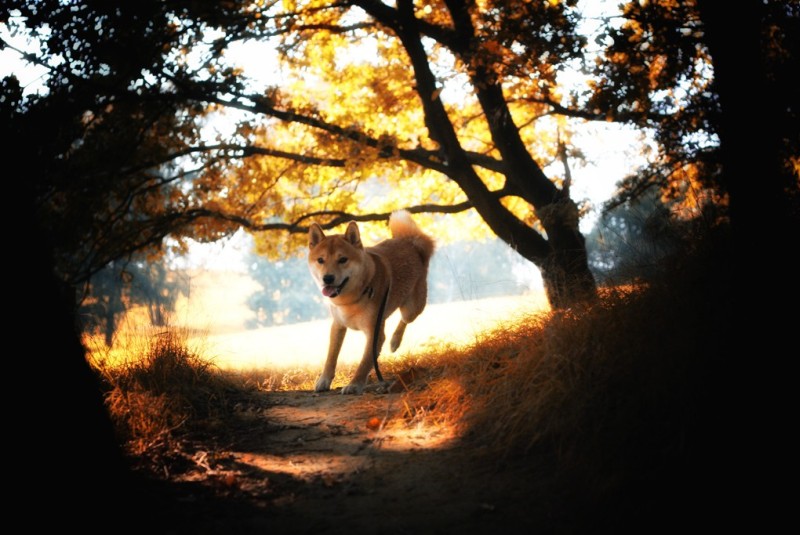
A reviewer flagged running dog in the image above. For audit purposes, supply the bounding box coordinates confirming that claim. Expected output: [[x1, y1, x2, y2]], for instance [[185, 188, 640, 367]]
[[307, 210, 435, 394]]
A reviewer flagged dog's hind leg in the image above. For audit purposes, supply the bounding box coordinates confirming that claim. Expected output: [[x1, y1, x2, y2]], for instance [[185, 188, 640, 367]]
[[315, 323, 347, 392], [389, 320, 408, 352], [391, 278, 428, 352]]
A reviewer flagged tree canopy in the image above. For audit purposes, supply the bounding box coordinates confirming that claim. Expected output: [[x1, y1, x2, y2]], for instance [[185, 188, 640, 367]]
[[4, 0, 797, 310]]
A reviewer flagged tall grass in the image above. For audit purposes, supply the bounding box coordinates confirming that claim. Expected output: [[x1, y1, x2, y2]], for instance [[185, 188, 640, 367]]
[[89, 325, 248, 465], [398, 231, 734, 529]]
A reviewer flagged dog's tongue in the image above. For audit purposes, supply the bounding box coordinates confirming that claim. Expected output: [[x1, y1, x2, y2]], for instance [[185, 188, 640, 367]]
[[321, 285, 338, 297]]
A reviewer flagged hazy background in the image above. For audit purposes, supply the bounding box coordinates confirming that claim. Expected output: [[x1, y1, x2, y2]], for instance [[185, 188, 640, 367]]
[[122, 234, 551, 371]]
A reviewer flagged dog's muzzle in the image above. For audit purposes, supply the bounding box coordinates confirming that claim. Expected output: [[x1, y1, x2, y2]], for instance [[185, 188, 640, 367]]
[[321, 277, 349, 298]]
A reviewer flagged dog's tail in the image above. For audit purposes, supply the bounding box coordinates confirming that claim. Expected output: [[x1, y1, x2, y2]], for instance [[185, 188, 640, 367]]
[[389, 210, 435, 266]]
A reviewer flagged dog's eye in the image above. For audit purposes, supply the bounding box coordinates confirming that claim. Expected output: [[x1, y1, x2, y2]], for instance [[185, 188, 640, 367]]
[[317, 257, 324, 264], [338, 257, 348, 264]]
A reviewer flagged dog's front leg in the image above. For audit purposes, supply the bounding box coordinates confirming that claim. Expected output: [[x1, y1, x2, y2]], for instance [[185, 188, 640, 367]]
[[315, 323, 347, 392], [341, 327, 386, 395]]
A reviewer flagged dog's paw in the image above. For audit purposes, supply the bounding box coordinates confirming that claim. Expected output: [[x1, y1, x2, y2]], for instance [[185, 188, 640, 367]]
[[341, 383, 364, 395], [314, 376, 333, 392]]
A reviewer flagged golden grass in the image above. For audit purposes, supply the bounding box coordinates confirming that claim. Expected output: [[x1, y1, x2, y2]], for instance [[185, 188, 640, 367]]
[[89, 324, 248, 461], [400, 283, 711, 460]]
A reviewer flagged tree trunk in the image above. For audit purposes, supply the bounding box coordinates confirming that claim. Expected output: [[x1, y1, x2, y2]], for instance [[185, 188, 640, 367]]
[[535, 199, 598, 310], [458, 190, 599, 310], [149, 302, 166, 327], [697, 0, 799, 242], [23, 209, 147, 528], [104, 294, 118, 347], [540, 248, 598, 311]]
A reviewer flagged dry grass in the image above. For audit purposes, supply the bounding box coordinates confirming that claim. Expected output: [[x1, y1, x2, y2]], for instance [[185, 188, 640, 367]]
[[89, 325, 251, 465], [392, 238, 734, 529]]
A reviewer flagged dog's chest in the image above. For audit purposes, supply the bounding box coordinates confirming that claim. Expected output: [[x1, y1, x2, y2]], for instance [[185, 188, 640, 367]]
[[329, 301, 377, 332]]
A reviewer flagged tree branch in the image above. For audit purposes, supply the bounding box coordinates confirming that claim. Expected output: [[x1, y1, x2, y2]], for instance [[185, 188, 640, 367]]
[[138, 84, 511, 177]]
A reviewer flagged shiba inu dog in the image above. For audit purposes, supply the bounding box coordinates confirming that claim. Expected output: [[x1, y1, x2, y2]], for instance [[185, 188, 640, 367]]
[[307, 210, 435, 394]]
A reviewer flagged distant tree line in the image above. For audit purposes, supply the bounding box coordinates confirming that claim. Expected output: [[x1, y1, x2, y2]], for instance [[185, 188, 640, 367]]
[[585, 179, 735, 287], [79, 256, 189, 346]]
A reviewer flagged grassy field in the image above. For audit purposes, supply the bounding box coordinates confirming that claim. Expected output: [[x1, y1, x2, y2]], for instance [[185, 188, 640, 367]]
[[92, 269, 550, 372], [197, 292, 550, 371]]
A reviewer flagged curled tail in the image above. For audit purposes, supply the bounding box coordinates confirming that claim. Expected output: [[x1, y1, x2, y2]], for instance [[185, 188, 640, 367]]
[[389, 210, 435, 266]]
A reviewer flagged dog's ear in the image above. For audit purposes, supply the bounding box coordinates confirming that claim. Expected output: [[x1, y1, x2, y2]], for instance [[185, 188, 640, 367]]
[[344, 221, 363, 248], [308, 224, 325, 248]]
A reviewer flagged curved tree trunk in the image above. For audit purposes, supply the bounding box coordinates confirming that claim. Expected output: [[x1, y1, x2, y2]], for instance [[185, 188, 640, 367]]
[[504, 197, 597, 310], [539, 232, 598, 311]]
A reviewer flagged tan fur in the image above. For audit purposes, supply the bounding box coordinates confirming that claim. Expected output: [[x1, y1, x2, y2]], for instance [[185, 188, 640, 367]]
[[307, 210, 435, 394]]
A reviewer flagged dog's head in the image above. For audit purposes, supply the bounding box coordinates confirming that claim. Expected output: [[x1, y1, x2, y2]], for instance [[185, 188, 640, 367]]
[[308, 221, 367, 299]]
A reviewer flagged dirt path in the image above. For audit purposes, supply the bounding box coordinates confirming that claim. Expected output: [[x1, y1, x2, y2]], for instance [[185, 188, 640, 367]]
[[150, 387, 553, 534]]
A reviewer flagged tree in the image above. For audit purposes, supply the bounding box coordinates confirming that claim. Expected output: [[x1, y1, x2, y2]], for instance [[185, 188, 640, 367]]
[[188, 0, 601, 309], [5, 0, 795, 315], [5, 0, 596, 311], [588, 0, 798, 234], [17, 207, 151, 529], [587, 188, 675, 283], [427, 238, 536, 302]]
